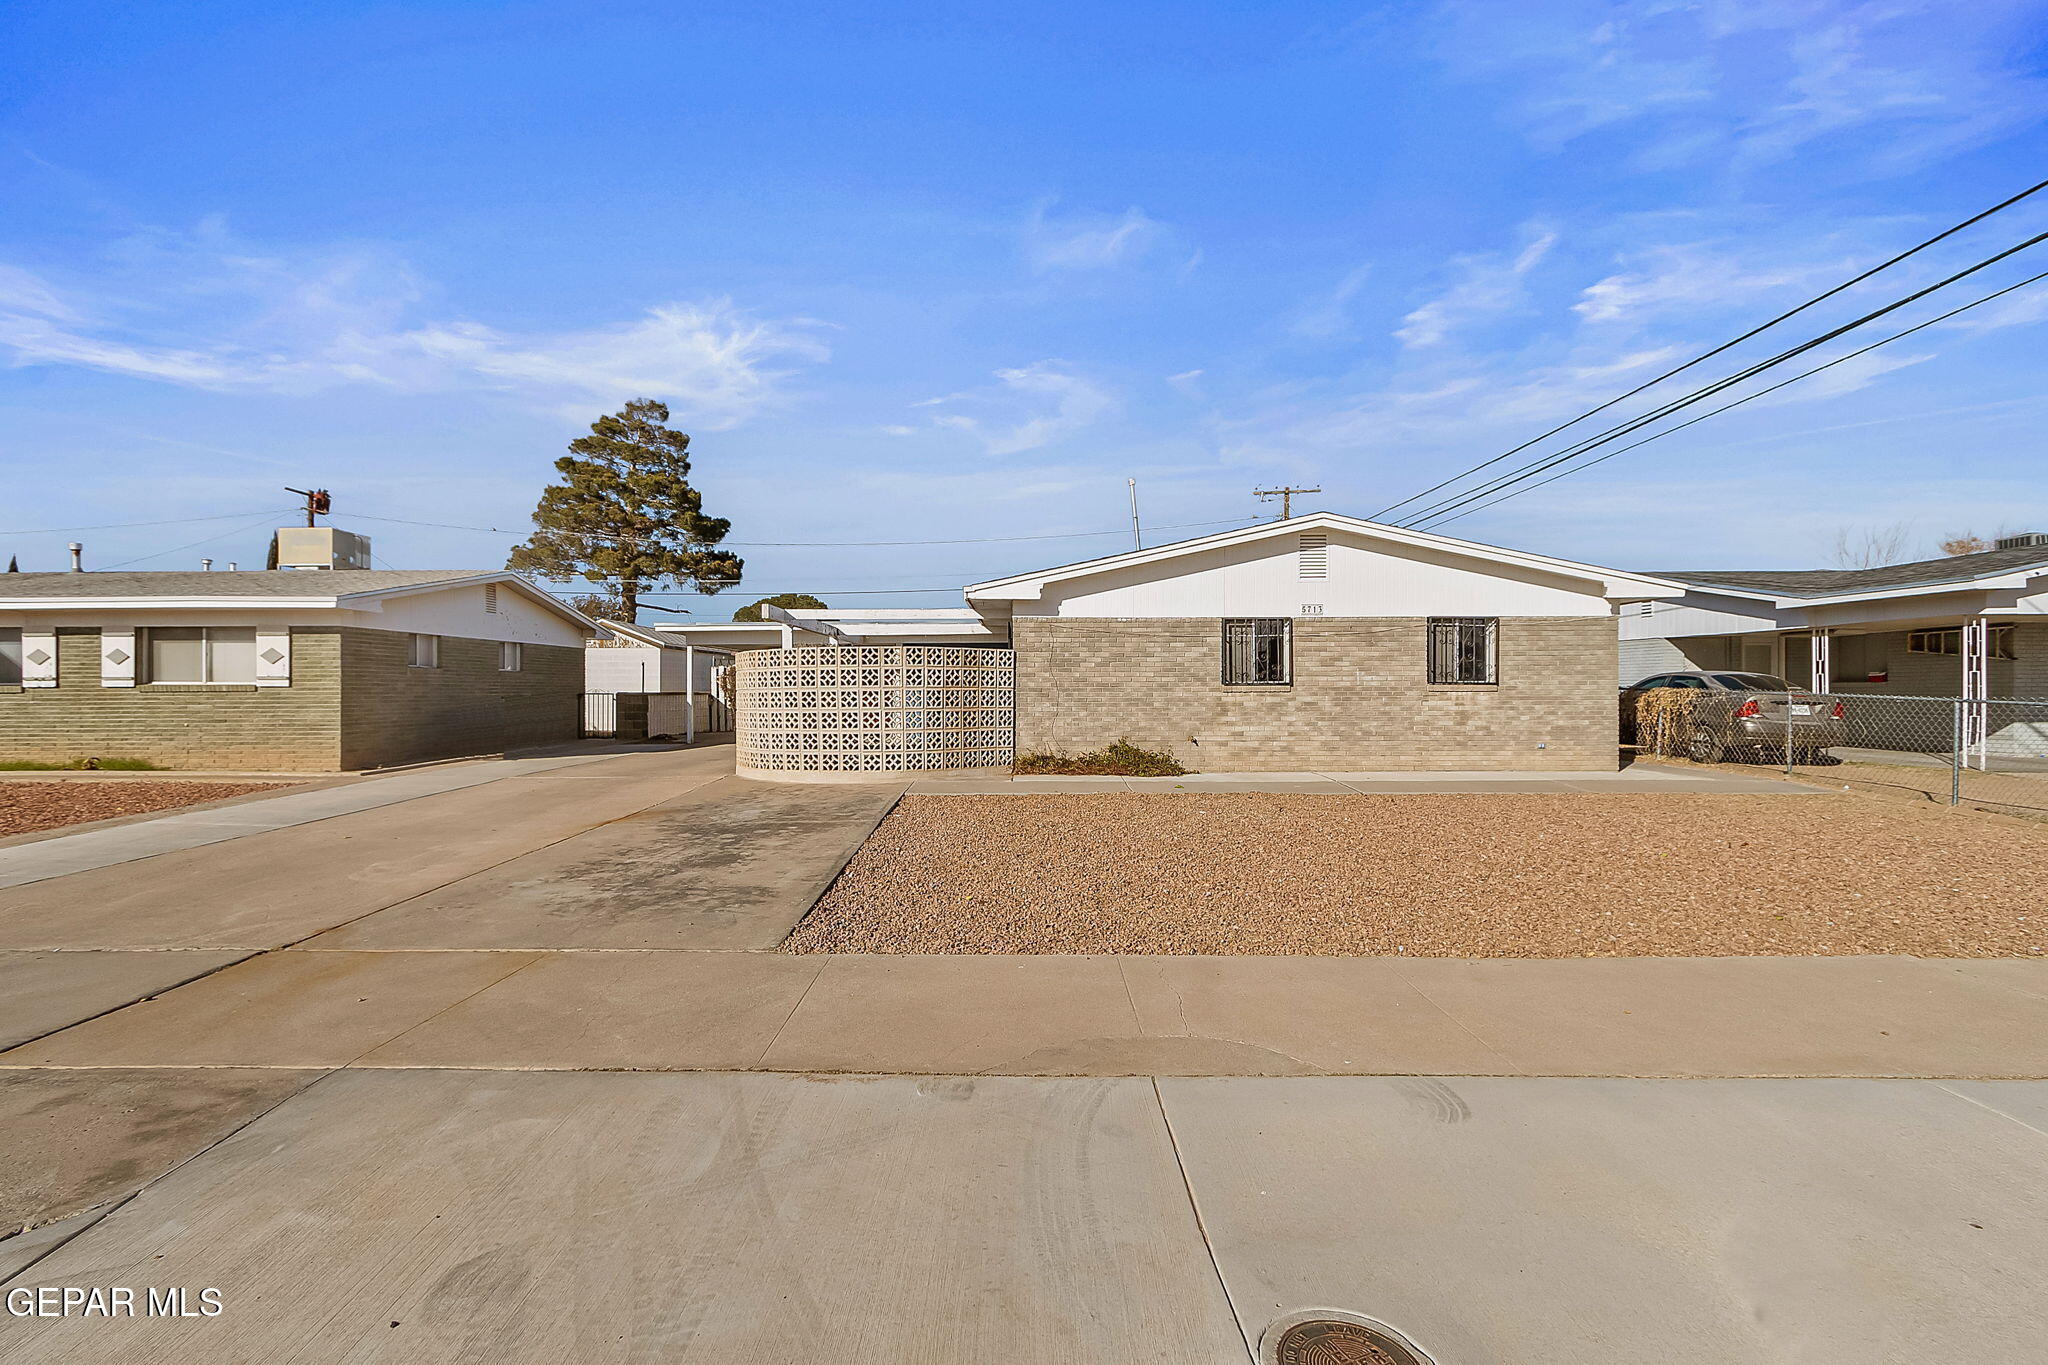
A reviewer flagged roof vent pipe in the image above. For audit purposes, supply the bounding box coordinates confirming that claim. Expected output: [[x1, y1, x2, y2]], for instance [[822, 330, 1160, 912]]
[[68, 542, 83, 573], [226, 561, 238, 572], [201, 558, 213, 572]]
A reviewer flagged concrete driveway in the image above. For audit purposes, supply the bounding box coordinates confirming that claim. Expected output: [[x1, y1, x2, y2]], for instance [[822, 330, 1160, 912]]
[[3, 745, 2046, 1361]]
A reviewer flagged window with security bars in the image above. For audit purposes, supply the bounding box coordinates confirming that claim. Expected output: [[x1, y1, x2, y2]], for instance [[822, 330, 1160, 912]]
[[1427, 617, 1497, 684], [1221, 618, 1290, 685]]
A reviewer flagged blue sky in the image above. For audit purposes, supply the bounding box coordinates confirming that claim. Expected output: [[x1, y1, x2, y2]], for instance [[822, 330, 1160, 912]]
[[3, 1, 2046, 607]]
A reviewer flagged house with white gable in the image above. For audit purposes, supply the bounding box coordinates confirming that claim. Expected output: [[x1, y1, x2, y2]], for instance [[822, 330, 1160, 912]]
[[959, 512, 1683, 771], [0, 529, 597, 771]]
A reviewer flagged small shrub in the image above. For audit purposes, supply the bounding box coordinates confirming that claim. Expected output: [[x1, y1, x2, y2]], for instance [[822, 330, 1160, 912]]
[[0, 756, 160, 771], [1014, 739, 1189, 777]]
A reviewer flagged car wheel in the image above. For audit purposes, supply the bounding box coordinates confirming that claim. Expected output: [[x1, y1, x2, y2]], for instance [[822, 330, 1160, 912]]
[[1687, 731, 1725, 763]]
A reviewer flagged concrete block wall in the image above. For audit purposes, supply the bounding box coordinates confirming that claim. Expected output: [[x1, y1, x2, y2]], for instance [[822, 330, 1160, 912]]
[[1013, 615, 1619, 771], [337, 628, 582, 769], [1828, 624, 2048, 697], [0, 627, 344, 770]]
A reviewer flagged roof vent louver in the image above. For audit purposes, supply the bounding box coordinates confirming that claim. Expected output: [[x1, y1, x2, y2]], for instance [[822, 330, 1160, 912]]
[[1298, 532, 1329, 579], [1994, 532, 2048, 551]]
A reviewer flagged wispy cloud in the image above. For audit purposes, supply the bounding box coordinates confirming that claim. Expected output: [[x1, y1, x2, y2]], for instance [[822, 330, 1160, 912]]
[[0, 226, 828, 427], [1023, 202, 1166, 271], [1572, 240, 1842, 326], [914, 360, 1115, 455], [1290, 265, 1376, 340], [1396, 227, 1557, 347], [1427, 0, 2048, 175]]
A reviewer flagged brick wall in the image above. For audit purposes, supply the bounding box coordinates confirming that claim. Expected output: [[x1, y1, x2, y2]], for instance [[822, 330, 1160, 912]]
[[0, 627, 344, 770], [337, 628, 582, 769], [1012, 615, 1620, 771], [1828, 623, 2048, 696]]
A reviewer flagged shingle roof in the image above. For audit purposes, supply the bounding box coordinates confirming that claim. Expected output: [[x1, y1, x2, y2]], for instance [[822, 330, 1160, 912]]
[[1647, 545, 2048, 598], [0, 569, 498, 598]]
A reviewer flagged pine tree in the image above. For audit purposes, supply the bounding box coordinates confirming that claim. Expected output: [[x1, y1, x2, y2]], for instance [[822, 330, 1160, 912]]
[[507, 399, 742, 622]]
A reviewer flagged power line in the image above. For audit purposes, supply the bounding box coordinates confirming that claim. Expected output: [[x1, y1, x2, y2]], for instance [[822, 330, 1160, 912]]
[[1392, 229, 2048, 527], [344, 511, 1259, 548], [1371, 176, 2048, 521], [0, 509, 298, 537], [99, 516, 288, 570], [1411, 266, 2048, 531]]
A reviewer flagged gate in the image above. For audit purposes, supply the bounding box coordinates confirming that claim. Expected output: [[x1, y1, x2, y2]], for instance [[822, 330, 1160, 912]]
[[580, 692, 618, 737]]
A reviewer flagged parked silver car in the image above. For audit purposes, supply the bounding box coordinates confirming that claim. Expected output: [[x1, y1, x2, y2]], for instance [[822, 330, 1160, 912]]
[[1620, 670, 1848, 762]]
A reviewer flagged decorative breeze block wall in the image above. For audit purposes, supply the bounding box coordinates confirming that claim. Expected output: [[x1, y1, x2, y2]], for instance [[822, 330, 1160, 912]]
[[735, 646, 1015, 778]]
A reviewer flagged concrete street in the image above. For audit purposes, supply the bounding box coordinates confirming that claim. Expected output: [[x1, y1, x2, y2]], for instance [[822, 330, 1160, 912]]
[[2, 744, 2045, 1361]]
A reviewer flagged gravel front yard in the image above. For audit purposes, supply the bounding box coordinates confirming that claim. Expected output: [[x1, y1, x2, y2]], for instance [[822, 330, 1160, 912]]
[[785, 793, 2048, 957], [0, 781, 296, 838]]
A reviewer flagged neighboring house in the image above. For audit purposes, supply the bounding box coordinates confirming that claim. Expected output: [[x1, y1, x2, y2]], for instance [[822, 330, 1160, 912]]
[[1619, 536, 2048, 698], [585, 619, 729, 693], [584, 618, 734, 736], [0, 561, 595, 771], [962, 513, 1680, 772]]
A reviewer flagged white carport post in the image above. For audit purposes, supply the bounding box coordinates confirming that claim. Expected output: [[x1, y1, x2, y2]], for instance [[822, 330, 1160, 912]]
[[1808, 629, 1831, 694], [684, 644, 697, 745], [1962, 618, 1989, 769]]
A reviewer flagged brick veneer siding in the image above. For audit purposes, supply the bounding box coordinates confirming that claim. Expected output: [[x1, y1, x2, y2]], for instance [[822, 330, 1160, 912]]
[[337, 627, 582, 769], [1824, 622, 2048, 697], [0, 625, 584, 771], [1012, 615, 1620, 772], [0, 627, 344, 769]]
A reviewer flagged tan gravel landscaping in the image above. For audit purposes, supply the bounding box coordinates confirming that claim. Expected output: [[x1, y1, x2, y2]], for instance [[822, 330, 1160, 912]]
[[0, 781, 295, 838], [784, 793, 2048, 958]]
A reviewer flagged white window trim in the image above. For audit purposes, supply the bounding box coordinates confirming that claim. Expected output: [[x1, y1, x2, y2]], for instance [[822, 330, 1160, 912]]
[[0, 626, 25, 688], [141, 626, 260, 686], [498, 641, 523, 672], [408, 633, 441, 668]]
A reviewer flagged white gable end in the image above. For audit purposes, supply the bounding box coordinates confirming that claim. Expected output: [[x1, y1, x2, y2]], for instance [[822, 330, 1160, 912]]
[[1017, 529, 1619, 619]]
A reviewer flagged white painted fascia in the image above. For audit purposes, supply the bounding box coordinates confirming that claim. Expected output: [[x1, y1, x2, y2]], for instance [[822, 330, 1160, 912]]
[[963, 512, 1687, 603], [334, 571, 601, 633], [0, 570, 600, 634], [803, 608, 985, 621], [0, 595, 343, 611], [593, 620, 676, 648], [1761, 572, 2043, 609], [830, 622, 1005, 639], [761, 604, 851, 639]]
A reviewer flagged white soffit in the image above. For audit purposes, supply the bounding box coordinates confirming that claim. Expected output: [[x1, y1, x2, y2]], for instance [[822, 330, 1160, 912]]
[[964, 512, 1685, 603]]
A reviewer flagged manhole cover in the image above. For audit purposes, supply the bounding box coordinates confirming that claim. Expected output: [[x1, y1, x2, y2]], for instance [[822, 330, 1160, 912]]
[[1260, 1310, 1433, 1365]]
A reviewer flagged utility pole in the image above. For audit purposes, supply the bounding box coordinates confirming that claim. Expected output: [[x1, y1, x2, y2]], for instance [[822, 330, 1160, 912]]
[[284, 487, 332, 527], [1254, 485, 1321, 519], [1127, 478, 1143, 549]]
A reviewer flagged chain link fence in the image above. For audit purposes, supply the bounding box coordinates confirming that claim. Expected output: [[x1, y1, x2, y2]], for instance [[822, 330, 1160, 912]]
[[1629, 688, 2048, 816]]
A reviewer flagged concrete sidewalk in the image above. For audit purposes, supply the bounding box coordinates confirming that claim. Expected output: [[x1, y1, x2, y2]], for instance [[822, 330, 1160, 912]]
[[4, 1070, 2044, 1362], [11, 951, 2047, 1079]]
